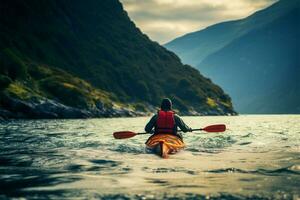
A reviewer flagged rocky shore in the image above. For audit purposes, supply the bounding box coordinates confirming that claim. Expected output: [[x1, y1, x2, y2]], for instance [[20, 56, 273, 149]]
[[0, 96, 148, 120], [0, 96, 236, 121]]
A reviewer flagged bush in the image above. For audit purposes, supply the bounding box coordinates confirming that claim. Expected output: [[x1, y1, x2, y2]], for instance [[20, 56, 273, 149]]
[[134, 103, 147, 112], [40, 77, 90, 108], [0, 75, 12, 90], [0, 49, 28, 80], [5, 82, 32, 100]]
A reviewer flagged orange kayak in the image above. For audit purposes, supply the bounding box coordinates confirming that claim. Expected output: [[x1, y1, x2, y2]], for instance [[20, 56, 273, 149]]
[[145, 134, 185, 158]]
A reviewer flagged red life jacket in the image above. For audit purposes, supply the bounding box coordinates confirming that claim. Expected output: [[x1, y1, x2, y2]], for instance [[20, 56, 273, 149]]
[[155, 110, 175, 134]]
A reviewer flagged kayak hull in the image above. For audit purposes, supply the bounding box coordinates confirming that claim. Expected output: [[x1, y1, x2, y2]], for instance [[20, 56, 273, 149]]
[[145, 134, 185, 158]]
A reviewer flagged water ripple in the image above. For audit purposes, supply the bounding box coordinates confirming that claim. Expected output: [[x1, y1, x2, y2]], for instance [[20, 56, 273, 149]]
[[0, 116, 300, 199], [207, 165, 300, 176]]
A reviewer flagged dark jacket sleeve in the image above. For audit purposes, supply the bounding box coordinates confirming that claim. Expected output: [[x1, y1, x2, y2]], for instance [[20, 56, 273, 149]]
[[144, 114, 157, 133], [174, 114, 192, 132]]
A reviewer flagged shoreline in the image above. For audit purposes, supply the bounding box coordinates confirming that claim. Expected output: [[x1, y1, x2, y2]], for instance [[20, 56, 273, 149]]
[[0, 96, 237, 120]]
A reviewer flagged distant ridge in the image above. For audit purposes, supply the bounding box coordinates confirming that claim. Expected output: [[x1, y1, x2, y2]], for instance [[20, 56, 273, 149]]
[[165, 0, 300, 113]]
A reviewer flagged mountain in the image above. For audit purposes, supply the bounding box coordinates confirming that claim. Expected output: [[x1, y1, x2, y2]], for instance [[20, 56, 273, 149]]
[[165, 0, 300, 113], [0, 0, 235, 119]]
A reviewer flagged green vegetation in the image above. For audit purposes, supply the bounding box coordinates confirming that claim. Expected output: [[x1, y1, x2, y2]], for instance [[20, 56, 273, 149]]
[[5, 82, 34, 100], [11, 63, 114, 109], [206, 98, 217, 108], [0, 49, 28, 80], [0, 75, 12, 90]]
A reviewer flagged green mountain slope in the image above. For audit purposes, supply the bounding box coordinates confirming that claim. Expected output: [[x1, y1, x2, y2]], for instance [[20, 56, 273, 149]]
[[165, 0, 300, 113], [0, 0, 235, 119]]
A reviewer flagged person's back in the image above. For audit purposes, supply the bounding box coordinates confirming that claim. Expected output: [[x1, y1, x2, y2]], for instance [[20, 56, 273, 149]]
[[145, 98, 192, 140]]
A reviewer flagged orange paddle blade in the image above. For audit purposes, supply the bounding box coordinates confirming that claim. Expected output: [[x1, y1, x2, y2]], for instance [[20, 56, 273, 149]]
[[113, 131, 137, 139], [203, 124, 226, 132]]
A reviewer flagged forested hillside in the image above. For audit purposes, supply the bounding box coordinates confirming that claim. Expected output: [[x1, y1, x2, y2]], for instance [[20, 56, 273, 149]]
[[0, 0, 235, 118]]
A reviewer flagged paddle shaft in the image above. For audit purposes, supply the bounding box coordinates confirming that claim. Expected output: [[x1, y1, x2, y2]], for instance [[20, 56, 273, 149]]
[[135, 128, 202, 135]]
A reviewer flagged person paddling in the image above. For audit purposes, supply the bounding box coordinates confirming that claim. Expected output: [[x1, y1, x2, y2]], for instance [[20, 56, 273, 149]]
[[113, 99, 226, 158], [144, 98, 192, 140]]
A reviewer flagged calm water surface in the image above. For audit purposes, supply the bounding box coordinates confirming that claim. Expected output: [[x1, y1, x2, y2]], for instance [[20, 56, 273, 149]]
[[0, 115, 299, 199]]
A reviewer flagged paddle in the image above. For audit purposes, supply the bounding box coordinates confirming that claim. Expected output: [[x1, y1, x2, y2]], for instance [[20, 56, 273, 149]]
[[113, 124, 226, 139]]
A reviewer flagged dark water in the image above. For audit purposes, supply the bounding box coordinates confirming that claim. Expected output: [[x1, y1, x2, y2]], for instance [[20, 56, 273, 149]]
[[0, 115, 299, 199]]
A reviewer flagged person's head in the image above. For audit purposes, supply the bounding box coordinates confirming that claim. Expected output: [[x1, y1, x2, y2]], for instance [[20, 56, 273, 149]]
[[160, 98, 172, 111]]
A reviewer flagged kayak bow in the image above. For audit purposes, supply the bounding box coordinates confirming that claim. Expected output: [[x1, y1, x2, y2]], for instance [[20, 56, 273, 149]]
[[145, 134, 185, 158]]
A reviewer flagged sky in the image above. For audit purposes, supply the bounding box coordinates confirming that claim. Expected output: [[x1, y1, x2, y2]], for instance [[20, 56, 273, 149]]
[[120, 0, 278, 44]]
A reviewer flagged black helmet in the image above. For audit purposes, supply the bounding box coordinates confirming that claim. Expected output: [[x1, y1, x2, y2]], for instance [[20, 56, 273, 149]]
[[161, 98, 172, 111]]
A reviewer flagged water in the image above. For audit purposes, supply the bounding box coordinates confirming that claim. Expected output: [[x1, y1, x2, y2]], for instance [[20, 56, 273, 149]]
[[0, 115, 299, 199]]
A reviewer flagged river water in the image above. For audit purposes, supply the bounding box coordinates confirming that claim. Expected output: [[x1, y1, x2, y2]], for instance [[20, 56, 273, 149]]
[[0, 115, 299, 199]]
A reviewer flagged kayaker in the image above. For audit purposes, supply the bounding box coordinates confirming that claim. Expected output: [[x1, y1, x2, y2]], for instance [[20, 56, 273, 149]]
[[144, 98, 192, 140]]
